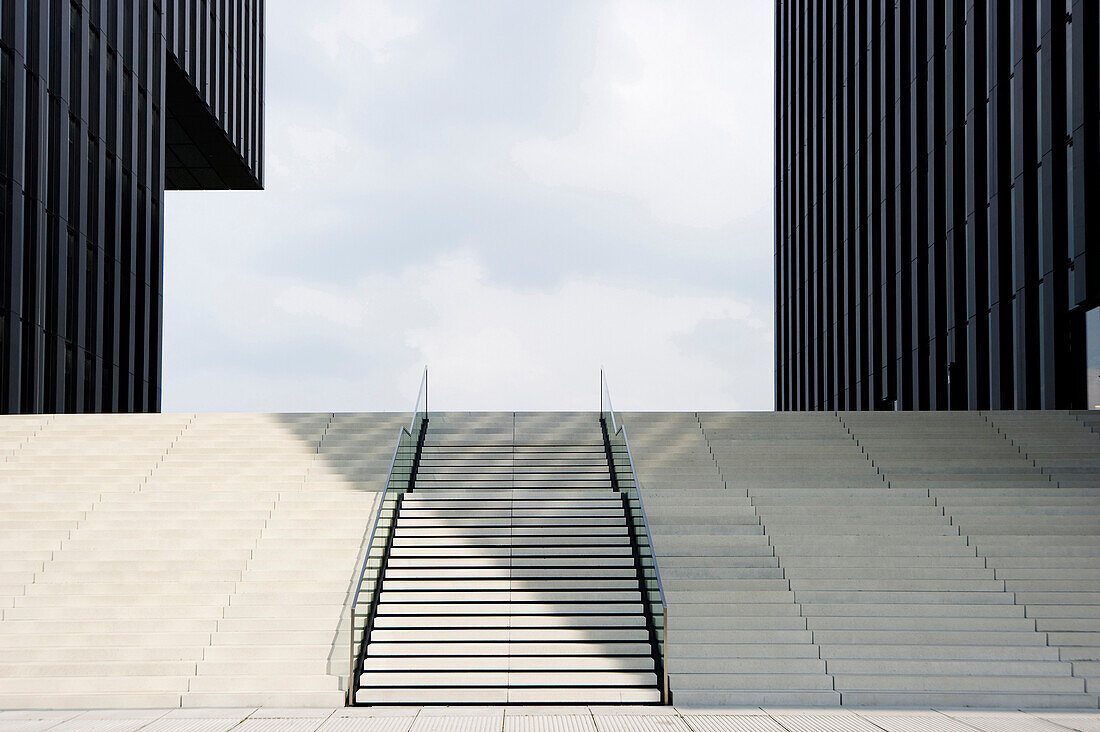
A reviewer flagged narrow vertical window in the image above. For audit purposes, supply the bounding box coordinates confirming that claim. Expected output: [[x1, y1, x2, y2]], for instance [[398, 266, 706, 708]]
[[85, 242, 96, 351], [67, 115, 80, 226], [66, 229, 77, 343], [69, 3, 81, 111], [106, 51, 116, 153], [88, 29, 100, 136], [87, 135, 98, 241]]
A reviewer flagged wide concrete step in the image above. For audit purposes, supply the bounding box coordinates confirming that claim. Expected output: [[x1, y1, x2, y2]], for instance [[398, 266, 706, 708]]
[[355, 686, 661, 704], [372, 614, 647, 628], [358, 670, 657, 687], [381, 579, 640, 590], [825, 659, 1073, 676], [362, 656, 655, 671], [837, 690, 1098, 708], [365, 641, 654, 656], [375, 603, 644, 616]]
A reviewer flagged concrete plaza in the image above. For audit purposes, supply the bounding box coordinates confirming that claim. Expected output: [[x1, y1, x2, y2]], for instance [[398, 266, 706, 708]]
[[3, 707, 1100, 732]]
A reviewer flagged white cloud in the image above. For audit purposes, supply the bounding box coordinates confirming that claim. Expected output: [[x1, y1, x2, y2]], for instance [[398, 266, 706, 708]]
[[401, 254, 771, 410], [266, 123, 358, 192], [164, 252, 772, 412], [511, 0, 773, 230], [311, 0, 419, 63], [274, 284, 366, 329], [163, 0, 777, 414]]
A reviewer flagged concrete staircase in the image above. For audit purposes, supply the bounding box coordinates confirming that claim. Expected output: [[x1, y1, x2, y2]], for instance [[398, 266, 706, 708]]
[[622, 410, 1100, 708], [835, 411, 1088, 707], [0, 412, 406, 708], [354, 412, 662, 704], [623, 412, 833, 707], [2, 409, 1098, 709], [976, 412, 1100, 699]]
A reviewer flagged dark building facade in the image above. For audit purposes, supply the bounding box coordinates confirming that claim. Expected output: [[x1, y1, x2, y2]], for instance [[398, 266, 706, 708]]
[[0, 0, 263, 414], [775, 1, 1098, 410]]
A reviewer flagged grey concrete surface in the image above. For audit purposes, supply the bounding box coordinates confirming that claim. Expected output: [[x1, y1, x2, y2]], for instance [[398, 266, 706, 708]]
[[3, 706, 1100, 732], [3, 410, 1099, 710]]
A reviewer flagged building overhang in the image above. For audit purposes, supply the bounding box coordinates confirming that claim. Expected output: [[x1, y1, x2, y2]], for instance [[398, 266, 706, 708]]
[[164, 56, 263, 191]]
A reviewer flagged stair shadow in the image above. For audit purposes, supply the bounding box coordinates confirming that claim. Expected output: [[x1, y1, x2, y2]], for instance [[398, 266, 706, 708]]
[[351, 410, 662, 703], [272, 411, 411, 693]]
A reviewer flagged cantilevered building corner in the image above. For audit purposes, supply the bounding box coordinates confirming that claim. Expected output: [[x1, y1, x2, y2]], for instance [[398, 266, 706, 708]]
[[163, 0, 264, 190], [0, 0, 265, 415]]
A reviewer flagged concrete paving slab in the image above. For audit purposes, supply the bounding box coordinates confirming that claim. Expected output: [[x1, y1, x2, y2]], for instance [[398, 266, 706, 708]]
[[248, 711, 337, 719], [934, 713, 1071, 732], [68, 711, 170, 721], [41, 720, 158, 732], [589, 708, 679, 717], [854, 711, 982, 732], [231, 720, 326, 732], [503, 715, 597, 732], [758, 709, 856, 717], [0, 723, 68, 732], [1029, 714, 1100, 732], [503, 708, 594, 717], [592, 716, 691, 732], [679, 715, 785, 732], [1, 706, 1100, 731], [413, 708, 504, 718], [139, 720, 244, 732], [158, 711, 257, 720], [329, 709, 420, 718], [408, 715, 501, 732], [769, 714, 884, 732], [673, 710, 769, 717], [316, 719, 415, 732]]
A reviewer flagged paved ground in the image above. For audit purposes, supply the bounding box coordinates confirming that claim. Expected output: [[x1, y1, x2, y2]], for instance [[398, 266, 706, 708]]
[[3, 707, 1100, 732]]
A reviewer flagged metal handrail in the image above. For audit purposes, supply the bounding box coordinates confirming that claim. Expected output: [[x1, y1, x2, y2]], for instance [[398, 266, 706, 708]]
[[408, 368, 427, 433], [347, 367, 428, 705], [600, 369, 666, 606], [600, 369, 669, 702]]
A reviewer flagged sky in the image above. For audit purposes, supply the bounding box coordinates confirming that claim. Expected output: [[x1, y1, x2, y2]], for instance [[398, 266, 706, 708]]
[[162, 0, 776, 413]]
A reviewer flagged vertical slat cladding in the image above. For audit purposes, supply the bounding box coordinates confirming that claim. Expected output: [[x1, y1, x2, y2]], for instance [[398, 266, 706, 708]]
[[827, 0, 839, 409], [790, 0, 800, 409], [1075, 0, 1098, 312], [867, 0, 880, 408], [256, 0, 262, 181], [854, 0, 866, 409], [963, 0, 987, 409], [909, 0, 928, 408], [1066, 0, 1087, 308], [986, 0, 1014, 409], [928, 3, 947, 407], [844, 0, 857, 408], [879, 0, 895, 409], [1, 0, 261, 413], [1009, 0, 1035, 407], [893, 0, 911, 409], [775, 0, 786, 409], [812, 0, 822, 411], [797, 0, 807, 409], [775, 0, 1095, 411], [1036, 2, 1063, 407]]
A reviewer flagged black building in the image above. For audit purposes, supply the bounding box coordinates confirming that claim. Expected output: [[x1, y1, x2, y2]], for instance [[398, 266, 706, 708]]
[[775, 1, 1098, 410], [0, 0, 264, 414]]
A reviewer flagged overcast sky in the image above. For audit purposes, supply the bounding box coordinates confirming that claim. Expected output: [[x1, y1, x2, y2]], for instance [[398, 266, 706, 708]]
[[162, 0, 775, 413]]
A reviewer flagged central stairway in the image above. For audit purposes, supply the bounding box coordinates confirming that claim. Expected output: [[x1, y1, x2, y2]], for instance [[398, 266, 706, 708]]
[[353, 413, 662, 704]]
